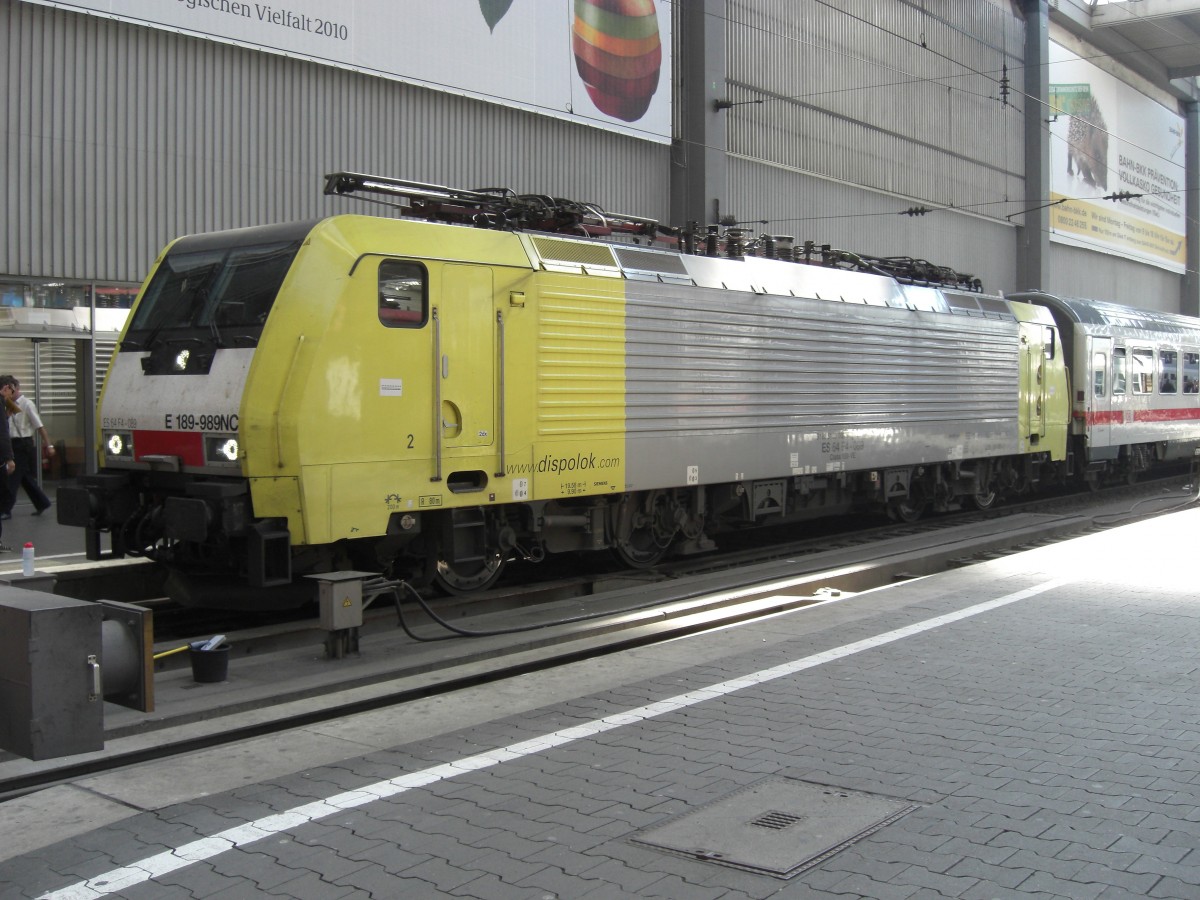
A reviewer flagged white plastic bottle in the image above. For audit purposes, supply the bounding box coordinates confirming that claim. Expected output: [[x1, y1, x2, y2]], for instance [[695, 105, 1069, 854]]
[[22, 542, 34, 577]]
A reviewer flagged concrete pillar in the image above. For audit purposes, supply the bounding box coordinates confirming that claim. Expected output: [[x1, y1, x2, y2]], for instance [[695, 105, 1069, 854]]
[[1183, 101, 1199, 318], [670, 0, 727, 230], [1017, 0, 1050, 292]]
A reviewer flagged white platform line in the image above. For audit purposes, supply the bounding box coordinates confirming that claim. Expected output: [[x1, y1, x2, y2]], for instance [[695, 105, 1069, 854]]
[[38, 577, 1069, 900]]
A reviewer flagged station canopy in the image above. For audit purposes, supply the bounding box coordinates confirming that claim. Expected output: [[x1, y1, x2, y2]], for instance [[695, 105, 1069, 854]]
[[1082, 0, 1200, 94]]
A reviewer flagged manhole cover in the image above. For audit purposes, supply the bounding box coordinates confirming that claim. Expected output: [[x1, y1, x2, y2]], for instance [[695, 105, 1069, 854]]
[[632, 778, 917, 879]]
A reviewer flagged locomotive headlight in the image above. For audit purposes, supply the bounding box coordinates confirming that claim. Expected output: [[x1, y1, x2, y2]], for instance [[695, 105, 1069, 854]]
[[204, 434, 241, 466], [105, 432, 133, 458]]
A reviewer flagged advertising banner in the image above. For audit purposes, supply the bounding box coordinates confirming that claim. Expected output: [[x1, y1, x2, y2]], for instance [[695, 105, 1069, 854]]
[[21, 0, 673, 143], [1047, 42, 1186, 272]]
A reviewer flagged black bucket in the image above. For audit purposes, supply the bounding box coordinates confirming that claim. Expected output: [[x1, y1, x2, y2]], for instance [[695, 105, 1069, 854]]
[[189, 645, 231, 683]]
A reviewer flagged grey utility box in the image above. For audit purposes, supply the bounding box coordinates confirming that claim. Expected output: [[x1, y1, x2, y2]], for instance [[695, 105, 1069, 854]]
[[0, 589, 104, 760], [313, 571, 367, 630]]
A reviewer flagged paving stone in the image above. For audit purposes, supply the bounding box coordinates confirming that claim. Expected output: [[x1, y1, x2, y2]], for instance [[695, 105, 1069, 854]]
[[447, 872, 563, 899], [1149, 876, 1198, 898], [397, 855, 499, 893], [12, 515, 1200, 899], [945, 855, 1034, 889], [817, 872, 921, 900], [112, 883, 197, 900], [263, 870, 361, 899], [1017, 870, 1107, 899], [894, 864, 981, 896], [208, 848, 308, 891], [328, 862, 419, 898], [1073, 862, 1162, 895], [155, 860, 259, 897], [355, 843, 433, 876], [1096, 887, 1164, 900]]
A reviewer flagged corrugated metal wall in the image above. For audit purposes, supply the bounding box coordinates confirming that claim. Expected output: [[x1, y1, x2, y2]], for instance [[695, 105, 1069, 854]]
[[0, 0, 670, 284], [0, 0, 1184, 308], [723, 0, 1025, 294], [729, 159, 1016, 297], [1047, 243, 1183, 313]]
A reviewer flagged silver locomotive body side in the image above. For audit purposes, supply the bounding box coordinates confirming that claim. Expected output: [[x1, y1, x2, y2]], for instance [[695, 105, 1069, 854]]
[[621, 278, 1021, 491]]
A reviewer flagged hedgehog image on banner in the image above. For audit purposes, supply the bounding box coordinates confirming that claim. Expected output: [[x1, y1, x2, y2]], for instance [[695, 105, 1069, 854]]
[[1066, 95, 1109, 190], [573, 0, 662, 122]]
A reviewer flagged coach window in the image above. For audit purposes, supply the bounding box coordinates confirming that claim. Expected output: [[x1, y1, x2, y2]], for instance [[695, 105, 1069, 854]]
[[1092, 352, 1106, 397], [1159, 349, 1179, 393], [1112, 347, 1126, 395], [1131, 348, 1154, 393], [378, 261, 427, 327], [1185, 352, 1200, 393]]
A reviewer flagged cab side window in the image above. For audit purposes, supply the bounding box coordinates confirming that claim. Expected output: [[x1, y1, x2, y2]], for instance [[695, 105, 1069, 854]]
[[379, 261, 427, 327]]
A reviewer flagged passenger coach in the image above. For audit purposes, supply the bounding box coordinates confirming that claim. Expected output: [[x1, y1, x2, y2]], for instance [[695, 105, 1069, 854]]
[[1015, 291, 1200, 485]]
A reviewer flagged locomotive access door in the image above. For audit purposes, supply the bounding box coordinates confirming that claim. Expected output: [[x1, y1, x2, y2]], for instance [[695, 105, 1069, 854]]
[[1089, 337, 1113, 449], [438, 264, 495, 449], [1019, 321, 1048, 442]]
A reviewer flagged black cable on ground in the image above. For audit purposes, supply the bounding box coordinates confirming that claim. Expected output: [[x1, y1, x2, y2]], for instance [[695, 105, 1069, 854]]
[[369, 576, 685, 643], [1091, 481, 1200, 528]]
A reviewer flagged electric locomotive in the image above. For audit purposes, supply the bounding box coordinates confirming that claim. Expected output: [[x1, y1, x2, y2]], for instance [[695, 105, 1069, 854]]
[[60, 173, 1087, 608]]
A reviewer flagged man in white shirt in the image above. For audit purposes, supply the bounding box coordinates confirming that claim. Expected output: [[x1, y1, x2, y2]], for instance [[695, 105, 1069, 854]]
[[0, 375, 54, 519]]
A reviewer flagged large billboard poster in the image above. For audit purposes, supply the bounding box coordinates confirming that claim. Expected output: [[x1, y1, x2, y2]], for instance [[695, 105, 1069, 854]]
[[1047, 42, 1186, 272], [21, 0, 673, 142]]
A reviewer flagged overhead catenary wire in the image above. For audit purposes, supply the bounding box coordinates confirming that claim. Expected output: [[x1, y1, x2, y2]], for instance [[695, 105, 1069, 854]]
[[693, 1, 1195, 231]]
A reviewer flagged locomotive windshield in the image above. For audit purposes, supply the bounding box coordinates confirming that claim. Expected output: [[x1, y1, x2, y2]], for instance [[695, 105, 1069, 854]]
[[123, 223, 311, 353]]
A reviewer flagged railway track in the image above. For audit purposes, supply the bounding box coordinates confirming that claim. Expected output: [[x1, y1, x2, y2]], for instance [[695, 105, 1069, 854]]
[[0, 474, 1193, 799]]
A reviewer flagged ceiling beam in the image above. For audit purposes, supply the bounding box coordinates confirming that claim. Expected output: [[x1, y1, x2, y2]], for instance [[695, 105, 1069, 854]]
[[1092, 0, 1200, 26], [1170, 62, 1200, 79]]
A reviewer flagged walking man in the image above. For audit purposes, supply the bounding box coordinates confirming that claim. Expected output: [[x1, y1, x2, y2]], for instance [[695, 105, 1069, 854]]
[[0, 375, 54, 519]]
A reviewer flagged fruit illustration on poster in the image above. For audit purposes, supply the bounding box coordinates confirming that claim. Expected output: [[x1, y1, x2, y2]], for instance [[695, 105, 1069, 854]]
[[478, 0, 663, 124], [572, 0, 662, 122]]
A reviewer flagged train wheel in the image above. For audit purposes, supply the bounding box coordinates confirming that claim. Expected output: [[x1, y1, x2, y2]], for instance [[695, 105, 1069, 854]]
[[613, 531, 670, 568], [612, 490, 674, 568], [434, 550, 506, 595], [968, 487, 997, 510], [888, 497, 926, 523]]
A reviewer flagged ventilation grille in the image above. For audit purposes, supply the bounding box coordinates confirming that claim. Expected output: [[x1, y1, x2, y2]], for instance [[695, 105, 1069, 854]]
[[615, 247, 690, 276], [532, 236, 618, 269], [977, 296, 1012, 316]]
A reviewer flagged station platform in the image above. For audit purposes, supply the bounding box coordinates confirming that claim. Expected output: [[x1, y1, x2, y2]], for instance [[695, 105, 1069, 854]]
[[3, 503, 1200, 898], [0, 487, 83, 565]]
